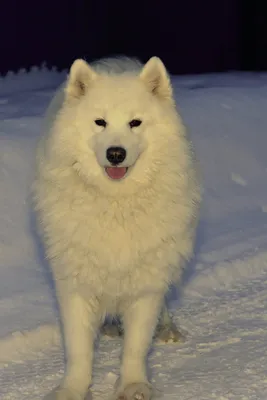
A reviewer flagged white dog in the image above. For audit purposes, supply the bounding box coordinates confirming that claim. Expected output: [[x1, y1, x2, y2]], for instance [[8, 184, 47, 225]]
[[33, 56, 201, 400]]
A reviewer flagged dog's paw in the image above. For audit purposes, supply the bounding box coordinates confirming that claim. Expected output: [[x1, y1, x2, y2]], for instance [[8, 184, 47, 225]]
[[115, 382, 153, 400], [101, 319, 124, 338], [154, 321, 185, 343], [43, 387, 92, 400]]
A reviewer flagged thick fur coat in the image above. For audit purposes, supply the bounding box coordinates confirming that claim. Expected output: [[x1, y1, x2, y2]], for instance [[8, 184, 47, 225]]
[[33, 56, 201, 400]]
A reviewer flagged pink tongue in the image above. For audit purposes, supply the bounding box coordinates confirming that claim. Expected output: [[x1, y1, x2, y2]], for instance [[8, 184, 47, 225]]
[[105, 167, 127, 180]]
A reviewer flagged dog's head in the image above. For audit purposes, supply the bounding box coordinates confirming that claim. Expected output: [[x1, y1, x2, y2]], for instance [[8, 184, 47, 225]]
[[51, 57, 184, 196]]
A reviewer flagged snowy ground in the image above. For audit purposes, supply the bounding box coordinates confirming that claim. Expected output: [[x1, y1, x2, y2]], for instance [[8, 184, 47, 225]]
[[1, 68, 267, 399]]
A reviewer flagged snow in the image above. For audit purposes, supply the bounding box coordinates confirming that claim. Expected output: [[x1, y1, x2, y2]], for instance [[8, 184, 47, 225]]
[[1, 68, 267, 399]]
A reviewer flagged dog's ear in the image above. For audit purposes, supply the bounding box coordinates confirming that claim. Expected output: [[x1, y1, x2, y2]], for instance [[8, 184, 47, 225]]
[[65, 59, 97, 100], [140, 57, 173, 101]]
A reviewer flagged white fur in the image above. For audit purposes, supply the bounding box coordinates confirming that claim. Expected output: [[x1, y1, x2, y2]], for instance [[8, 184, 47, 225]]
[[33, 56, 201, 400]]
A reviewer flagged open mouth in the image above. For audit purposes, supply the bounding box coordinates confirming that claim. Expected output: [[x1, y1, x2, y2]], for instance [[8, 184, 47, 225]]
[[105, 166, 129, 180]]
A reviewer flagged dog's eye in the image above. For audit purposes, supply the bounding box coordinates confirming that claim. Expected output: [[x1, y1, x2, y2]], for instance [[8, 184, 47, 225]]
[[129, 119, 142, 128], [95, 119, 107, 127]]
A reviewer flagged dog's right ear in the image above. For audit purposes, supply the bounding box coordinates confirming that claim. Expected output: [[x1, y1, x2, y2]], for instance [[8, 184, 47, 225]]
[[65, 59, 97, 100]]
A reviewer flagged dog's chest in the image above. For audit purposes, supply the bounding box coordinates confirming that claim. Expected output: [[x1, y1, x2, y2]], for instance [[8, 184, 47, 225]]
[[42, 185, 184, 296], [72, 196, 164, 264]]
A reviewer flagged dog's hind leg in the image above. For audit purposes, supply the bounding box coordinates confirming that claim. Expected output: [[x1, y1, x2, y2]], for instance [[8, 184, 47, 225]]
[[101, 316, 124, 338], [101, 302, 185, 343], [154, 302, 185, 343]]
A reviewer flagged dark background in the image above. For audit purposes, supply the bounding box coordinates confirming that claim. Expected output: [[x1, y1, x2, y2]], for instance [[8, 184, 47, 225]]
[[1, 0, 267, 76]]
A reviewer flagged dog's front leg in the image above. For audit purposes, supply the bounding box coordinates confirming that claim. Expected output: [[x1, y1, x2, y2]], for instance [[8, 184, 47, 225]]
[[115, 293, 164, 400], [44, 289, 100, 400]]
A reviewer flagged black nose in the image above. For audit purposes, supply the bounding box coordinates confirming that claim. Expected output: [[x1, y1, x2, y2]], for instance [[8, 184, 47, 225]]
[[106, 147, 126, 165]]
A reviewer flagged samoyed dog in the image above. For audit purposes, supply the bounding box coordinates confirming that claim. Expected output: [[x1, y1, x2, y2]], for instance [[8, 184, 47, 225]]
[[33, 56, 201, 400]]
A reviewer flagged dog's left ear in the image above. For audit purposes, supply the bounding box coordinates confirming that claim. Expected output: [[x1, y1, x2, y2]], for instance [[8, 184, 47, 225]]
[[65, 59, 98, 100], [140, 57, 173, 101]]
